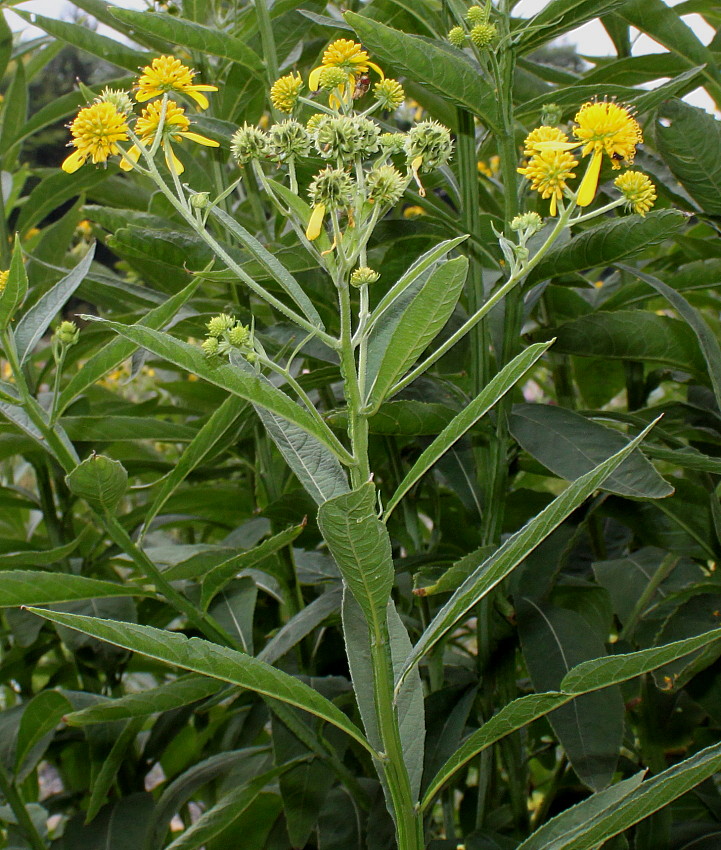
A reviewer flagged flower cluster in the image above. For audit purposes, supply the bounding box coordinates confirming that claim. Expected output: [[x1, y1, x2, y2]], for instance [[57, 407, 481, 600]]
[[202, 314, 253, 359], [62, 55, 219, 174], [447, 3, 498, 50], [518, 99, 654, 216]]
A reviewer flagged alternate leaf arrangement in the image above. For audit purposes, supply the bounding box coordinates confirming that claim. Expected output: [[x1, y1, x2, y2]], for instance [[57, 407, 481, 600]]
[[1, 1, 721, 849]]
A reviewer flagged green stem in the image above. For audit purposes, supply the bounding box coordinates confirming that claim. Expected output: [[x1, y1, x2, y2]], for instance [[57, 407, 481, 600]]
[[0, 760, 47, 850], [338, 277, 369, 488], [620, 553, 678, 642], [254, 0, 279, 83]]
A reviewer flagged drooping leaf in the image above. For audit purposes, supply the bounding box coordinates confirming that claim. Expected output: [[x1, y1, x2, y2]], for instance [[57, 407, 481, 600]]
[[516, 0, 626, 54], [0, 572, 149, 607]]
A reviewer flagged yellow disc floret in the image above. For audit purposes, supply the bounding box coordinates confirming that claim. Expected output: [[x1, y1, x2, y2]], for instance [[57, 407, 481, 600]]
[[518, 148, 578, 216], [135, 55, 218, 109], [62, 101, 130, 173], [120, 99, 219, 175], [308, 39, 384, 93], [614, 170, 656, 216], [523, 126, 569, 157], [0, 269, 8, 293], [270, 72, 303, 113]]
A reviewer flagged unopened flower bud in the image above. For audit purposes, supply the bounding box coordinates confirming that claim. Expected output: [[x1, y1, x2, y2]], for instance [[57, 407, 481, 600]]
[[268, 120, 311, 161], [308, 167, 355, 210], [191, 192, 210, 209], [510, 211, 543, 233], [406, 120, 454, 172], [318, 66, 348, 91], [470, 22, 497, 48], [540, 103, 563, 127], [206, 313, 235, 338], [231, 123, 270, 165], [201, 337, 219, 356], [306, 113, 324, 136], [96, 87, 134, 115], [467, 5, 488, 25], [374, 79, 405, 111], [448, 26, 466, 47], [350, 266, 380, 287], [55, 320, 79, 346], [366, 164, 406, 206], [380, 132, 407, 155], [227, 323, 250, 347]]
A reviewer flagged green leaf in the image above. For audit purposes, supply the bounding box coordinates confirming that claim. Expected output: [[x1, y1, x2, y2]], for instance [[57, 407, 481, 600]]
[[201, 523, 306, 611], [60, 793, 155, 850], [527, 211, 686, 284], [617, 263, 721, 411], [0, 571, 149, 607], [209, 207, 324, 329], [540, 311, 706, 374], [65, 454, 128, 514], [327, 400, 457, 436], [317, 482, 394, 633], [111, 9, 264, 75], [0, 59, 27, 157], [56, 278, 200, 418], [86, 717, 145, 822], [16, 168, 111, 234], [385, 341, 553, 519], [0, 236, 27, 331], [24, 607, 374, 755], [396, 419, 660, 690], [13, 10, 151, 71], [66, 675, 223, 725], [60, 416, 196, 443], [655, 100, 721, 214], [85, 319, 351, 464], [368, 256, 468, 407], [15, 246, 95, 365], [509, 404, 673, 499], [0, 534, 87, 569], [516, 0, 626, 54], [259, 588, 342, 666], [344, 11, 499, 127], [14, 690, 71, 781]]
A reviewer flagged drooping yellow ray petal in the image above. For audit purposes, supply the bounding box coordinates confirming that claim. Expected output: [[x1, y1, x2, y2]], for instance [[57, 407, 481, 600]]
[[306, 203, 326, 241], [181, 131, 220, 147], [61, 149, 85, 174], [577, 148, 602, 207], [119, 145, 142, 171], [550, 193, 557, 217]]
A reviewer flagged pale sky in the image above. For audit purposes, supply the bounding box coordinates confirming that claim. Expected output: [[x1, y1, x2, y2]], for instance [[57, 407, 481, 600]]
[[7, 0, 717, 112]]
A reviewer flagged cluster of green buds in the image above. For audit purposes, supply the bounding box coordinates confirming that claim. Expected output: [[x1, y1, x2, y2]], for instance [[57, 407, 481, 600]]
[[54, 320, 80, 347], [202, 313, 254, 361], [448, 3, 498, 50]]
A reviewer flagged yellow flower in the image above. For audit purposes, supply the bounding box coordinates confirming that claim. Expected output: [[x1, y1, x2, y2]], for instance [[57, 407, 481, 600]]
[[614, 170, 656, 216], [517, 148, 578, 216], [270, 72, 303, 113], [0, 269, 8, 293], [120, 99, 219, 175], [61, 101, 130, 173], [403, 205, 427, 219], [523, 126, 569, 157], [308, 39, 383, 93], [477, 154, 500, 178], [135, 55, 218, 109]]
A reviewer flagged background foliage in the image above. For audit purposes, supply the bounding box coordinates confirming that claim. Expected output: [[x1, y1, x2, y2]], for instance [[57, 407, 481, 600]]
[[2, 0, 721, 848]]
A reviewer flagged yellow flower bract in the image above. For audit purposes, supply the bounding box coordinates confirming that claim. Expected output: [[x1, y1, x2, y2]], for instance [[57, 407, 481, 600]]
[[308, 39, 384, 93], [614, 170, 656, 216], [61, 101, 130, 173], [136, 55, 218, 109], [120, 100, 219, 175], [518, 148, 578, 216]]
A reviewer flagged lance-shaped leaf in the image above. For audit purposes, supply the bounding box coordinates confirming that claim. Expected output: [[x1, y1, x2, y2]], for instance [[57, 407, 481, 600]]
[[83, 319, 352, 465], [368, 256, 468, 408], [0, 236, 27, 331], [395, 418, 660, 691], [15, 244, 95, 364], [423, 625, 721, 808], [0, 572, 150, 607], [65, 454, 128, 514], [24, 607, 374, 754], [516, 0, 626, 54], [385, 341, 553, 520], [317, 482, 394, 634], [259, 588, 342, 666], [345, 12, 499, 128], [209, 207, 324, 329]]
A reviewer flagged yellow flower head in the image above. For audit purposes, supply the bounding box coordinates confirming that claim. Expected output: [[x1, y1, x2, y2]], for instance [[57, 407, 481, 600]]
[[270, 72, 303, 113], [135, 55, 218, 109], [61, 101, 130, 173], [523, 126, 569, 158], [120, 99, 219, 175], [0, 269, 8, 293], [614, 170, 656, 216], [308, 39, 384, 93], [477, 154, 500, 178], [518, 148, 578, 216]]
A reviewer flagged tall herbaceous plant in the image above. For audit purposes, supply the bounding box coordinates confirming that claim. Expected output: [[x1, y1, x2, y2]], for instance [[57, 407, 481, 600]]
[[1, 0, 721, 848]]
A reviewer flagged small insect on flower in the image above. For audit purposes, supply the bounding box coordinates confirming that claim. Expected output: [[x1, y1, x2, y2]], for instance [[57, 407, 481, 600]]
[[270, 72, 303, 113], [308, 39, 384, 97], [135, 55, 218, 109], [614, 170, 656, 216], [121, 100, 219, 175], [61, 101, 130, 173], [517, 148, 578, 216]]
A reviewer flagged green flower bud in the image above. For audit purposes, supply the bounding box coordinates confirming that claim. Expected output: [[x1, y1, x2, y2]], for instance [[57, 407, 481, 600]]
[[306, 113, 324, 136], [510, 212, 543, 233], [380, 132, 407, 155], [374, 78, 405, 111], [406, 120, 454, 172], [448, 26, 466, 47], [540, 103, 564, 127], [201, 336, 219, 356], [308, 167, 355, 210], [268, 120, 311, 162], [96, 87, 133, 115], [350, 266, 380, 287], [191, 192, 210, 209], [315, 115, 379, 162], [366, 164, 406, 206], [207, 313, 235, 338], [470, 21, 497, 48], [55, 320, 79, 346], [318, 66, 348, 91], [466, 5, 488, 25], [355, 116, 381, 157], [231, 123, 270, 165], [227, 323, 250, 347]]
